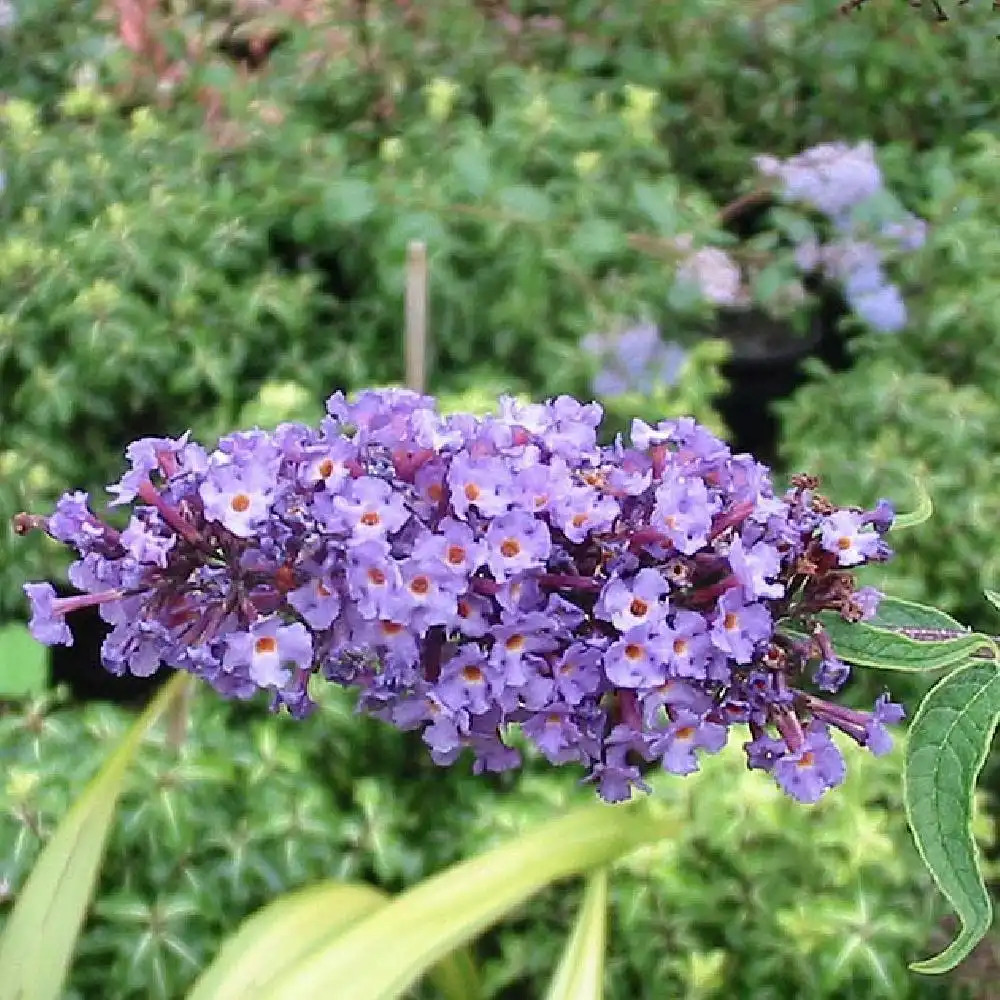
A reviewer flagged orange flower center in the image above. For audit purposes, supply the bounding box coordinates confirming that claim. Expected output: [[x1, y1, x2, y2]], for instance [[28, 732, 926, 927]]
[[254, 636, 278, 655], [428, 482, 444, 502], [446, 545, 466, 565], [676, 726, 695, 740], [624, 643, 644, 661], [464, 483, 481, 502], [797, 751, 815, 769], [461, 665, 483, 682], [500, 538, 521, 558], [723, 612, 740, 630], [367, 568, 386, 586], [360, 510, 381, 527], [230, 493, 251, 513], [673, 638, 689, 656], [318, 458, 335, 478], [571, 513, 589, 528], [505, 634, 525, 652], [409, 576, 431, 596], [837, 536, 852, 551], [629, 598, 649, 617], [380, 621, 404, 636]]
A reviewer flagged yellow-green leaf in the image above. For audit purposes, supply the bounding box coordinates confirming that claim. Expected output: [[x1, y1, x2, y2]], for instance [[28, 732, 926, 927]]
[[187, 883, 386, 1000], [187, 880, 482, 1000], [0, 671, 195, 1000], [258, 801, 669, 1000], [544, 869, 608, 1000]]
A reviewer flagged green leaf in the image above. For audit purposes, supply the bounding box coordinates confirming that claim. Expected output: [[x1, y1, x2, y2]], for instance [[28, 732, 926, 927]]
[[633, 181, 678, 234], [818, 612, 990, 672], [0, 623, 49, 698], [323, 179, 377, 226], [0, 672, 195, 1000], [570, 219, 625, 262], [892, 477, 933, 531], [904, 659, 1000, 973], [451, 144, 491, 198], [188, 883, 481, 1000], [867, 596, 966, 633], [498, 185, 552, 223], [543, 869, 608, 1000], [257, 801, 669, 1000], [187, 884, 384, 1000], [984, 589, 1000, 616]]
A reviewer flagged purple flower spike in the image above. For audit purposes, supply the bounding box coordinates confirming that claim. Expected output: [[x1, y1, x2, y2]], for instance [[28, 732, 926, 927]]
[[14, 388, 901, 806]]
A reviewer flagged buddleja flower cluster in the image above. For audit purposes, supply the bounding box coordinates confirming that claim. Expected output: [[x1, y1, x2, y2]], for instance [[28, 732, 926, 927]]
[[16, 389, 903, 804], [755, 141, 927, 334], [582, 323, 687, 399]]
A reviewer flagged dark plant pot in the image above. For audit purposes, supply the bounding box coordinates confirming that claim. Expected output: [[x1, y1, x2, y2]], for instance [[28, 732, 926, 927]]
[[713, 297, 851, 467]]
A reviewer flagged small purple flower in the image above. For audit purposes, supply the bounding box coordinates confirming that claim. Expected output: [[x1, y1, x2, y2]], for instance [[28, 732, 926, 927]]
[[522, 704, 584, 763], [447, 454, 514, 519], [728, 537, 784, 600], [773, 722, 846, 803], [299, 439, 355, 491], [551, 487, 620, 544], [199, 462, 276, 538], [853, 586, 883, 621], [485, 511, 552, 582], [345, 540, 401, 620], [596, 569, 669, 632], [551, 642, 604, 704], [851, 283, 907, 333], [287, 576, 342, 629], [604, 625, 670, 688], [24, 582, 74, 646], [865, 694, 905, 755], [224, 618, 313, 690], [411, 519, 486, 578], [333, 476, 410, 541], [651, 473, 714, 555], [653, 710, 728, 775], [820, 510, 882, 566], [813, 655, 850, 693], [660, 609, 712, 679], [710, 589, 772, 664], [107, 434, 192, 506], [47, 492, 109, 551], [436, 646, 492, 715], [121, 515, 175, 568]]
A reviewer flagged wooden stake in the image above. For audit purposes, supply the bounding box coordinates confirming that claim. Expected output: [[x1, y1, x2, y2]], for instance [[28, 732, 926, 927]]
[[405, 240, 428, 393]]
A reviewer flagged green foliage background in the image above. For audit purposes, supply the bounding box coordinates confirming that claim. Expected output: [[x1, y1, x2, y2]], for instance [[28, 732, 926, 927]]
[[2, 0, 1000, 995]]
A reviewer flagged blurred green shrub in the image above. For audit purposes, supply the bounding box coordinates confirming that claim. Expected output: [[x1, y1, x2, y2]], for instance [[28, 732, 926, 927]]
[[1, 683, 986, 1000], [779, 133, 1000, 632]]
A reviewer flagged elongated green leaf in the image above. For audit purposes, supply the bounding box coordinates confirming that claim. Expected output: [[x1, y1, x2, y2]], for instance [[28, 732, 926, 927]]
[[258, 801, 670, 1000], [892, 478, 933, 531], [819, 612, 989, 672], [905, 659, 1000, 973], [0, 671, 195, 1000], [188, 883, 481, 1000], [867, 596, 966, 633], [187, 884, 386, 1000], [544, 869, 608, 1000]]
